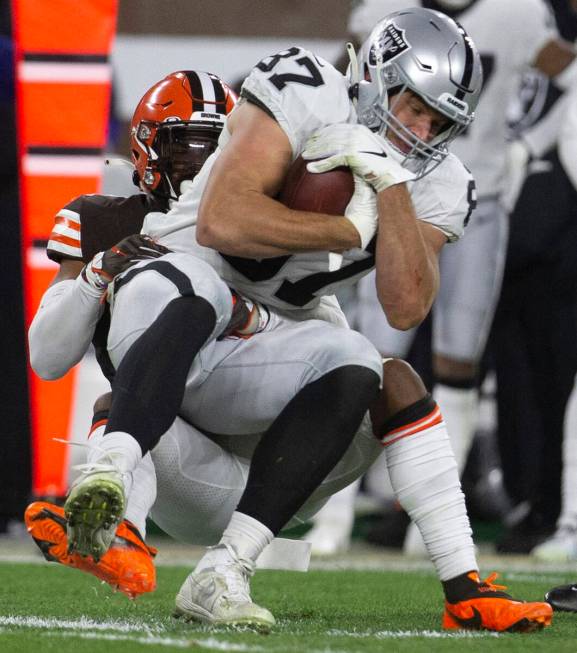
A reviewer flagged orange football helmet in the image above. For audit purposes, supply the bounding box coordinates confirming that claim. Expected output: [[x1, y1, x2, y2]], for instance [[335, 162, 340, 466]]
[[130, 70, 237, 198]]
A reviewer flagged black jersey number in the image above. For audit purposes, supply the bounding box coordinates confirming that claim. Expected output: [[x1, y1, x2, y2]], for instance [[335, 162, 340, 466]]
[[463, 179, 477, 227], [256, 47, 324, 91], [275, 240, 376, 307], [221, 238, 376, 307]]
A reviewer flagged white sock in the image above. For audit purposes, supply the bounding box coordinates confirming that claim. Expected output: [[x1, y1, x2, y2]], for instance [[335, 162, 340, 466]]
[[433, 384, 478, 473], [86, 429, 142, 497], [559, 380, 577, 529], [123, 453, 156, 538], [196, 511, 274, 572], [385, 418, 478, 581]]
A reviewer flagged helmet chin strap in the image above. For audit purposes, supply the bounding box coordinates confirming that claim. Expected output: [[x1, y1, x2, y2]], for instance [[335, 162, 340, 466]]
[[346, 42, 360, 106]]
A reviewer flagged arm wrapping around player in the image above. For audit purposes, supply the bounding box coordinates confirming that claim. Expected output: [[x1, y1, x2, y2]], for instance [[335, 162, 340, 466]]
[[302, 122, 440, 329], [28, 272, 105, 380], [196, 101, 361, 257], [29, 234, 170, 379]]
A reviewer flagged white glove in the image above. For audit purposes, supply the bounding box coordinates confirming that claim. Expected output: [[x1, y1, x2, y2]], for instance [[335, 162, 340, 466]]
[[501, 138, 531, 213], [344, 174, 377, 250], [302, 123, 415, 193]]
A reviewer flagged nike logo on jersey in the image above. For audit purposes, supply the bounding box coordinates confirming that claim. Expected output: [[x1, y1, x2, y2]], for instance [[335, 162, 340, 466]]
[[359, 150, 388, 158]]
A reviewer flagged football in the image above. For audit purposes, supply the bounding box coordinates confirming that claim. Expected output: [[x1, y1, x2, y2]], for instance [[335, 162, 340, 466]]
[[278, 156, 354, 215]]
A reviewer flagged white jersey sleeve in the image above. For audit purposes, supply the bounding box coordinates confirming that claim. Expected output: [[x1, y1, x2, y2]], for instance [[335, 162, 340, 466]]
[[241, 46, 356, 158], [409, 153, 476, 243], [496, 0, 557, 64]]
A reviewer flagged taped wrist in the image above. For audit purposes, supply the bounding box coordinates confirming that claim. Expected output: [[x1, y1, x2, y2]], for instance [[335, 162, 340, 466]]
[[82, 251, 109, 292]]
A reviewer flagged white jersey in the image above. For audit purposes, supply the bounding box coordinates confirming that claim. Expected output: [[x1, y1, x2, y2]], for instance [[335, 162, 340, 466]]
[[348, 0, 557, 198], [143, 46, 474, 312]]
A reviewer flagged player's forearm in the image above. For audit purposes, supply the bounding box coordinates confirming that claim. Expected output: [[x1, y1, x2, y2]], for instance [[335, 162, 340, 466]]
[[28, 276, 104, 379], [197, 187, 360, 257], [374, 186, 438, 330]]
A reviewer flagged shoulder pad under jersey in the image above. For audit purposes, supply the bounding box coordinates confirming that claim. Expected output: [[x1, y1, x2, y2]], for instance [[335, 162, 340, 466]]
[[241, 46, 355, 158], [47, 193, 166, 264], [409, 154, 477, 242]]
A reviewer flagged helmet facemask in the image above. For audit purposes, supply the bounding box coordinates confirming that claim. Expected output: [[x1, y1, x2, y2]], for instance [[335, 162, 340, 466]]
[[351, 9, 482, 178], [156, 121, 222, 197], [367, 64, 471, 178], [132, 120, 223, 200]]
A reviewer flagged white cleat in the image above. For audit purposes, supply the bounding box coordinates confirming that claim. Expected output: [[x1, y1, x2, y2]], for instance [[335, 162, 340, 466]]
[[174, 545, 275, 632], [64, 462, 127, 562], [532, 526, 577, 562]]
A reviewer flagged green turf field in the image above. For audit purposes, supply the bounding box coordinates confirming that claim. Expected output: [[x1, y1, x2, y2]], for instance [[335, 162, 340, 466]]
[[1, 560, 577, 653]]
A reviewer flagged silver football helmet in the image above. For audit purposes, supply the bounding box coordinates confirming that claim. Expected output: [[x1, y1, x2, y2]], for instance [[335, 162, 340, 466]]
[[350, 7, 482, 177]]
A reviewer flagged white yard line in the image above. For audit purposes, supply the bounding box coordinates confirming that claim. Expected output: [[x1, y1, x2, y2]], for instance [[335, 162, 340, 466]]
[[0, 614, 164, 633], [326, 628, 499, 639], [0, 615, 504, 647], [0, 617, 265, 651], [45, 631, 265, 651]]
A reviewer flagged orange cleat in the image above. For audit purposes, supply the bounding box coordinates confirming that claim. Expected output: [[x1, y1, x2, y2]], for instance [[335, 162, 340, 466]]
[[24, 501, 157, 599], [443, 572, 553, 633]]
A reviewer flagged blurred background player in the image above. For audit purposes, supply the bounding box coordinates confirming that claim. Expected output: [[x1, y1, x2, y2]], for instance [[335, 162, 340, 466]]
[[25, 70, 239, 598], [306, 0, 577, 557], [505, 0, 577, 559]]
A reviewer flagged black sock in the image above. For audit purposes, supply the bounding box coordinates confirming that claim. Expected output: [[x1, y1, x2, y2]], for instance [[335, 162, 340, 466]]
[[442, 571, 481, 603], [237, 365, 380, 534], [442, 571, 509, 603], [105, 295, 216, 455]]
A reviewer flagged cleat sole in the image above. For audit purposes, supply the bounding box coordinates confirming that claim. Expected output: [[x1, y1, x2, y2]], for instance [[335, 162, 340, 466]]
[[65, 476, 125, 559], [25, 501, 156, 599]]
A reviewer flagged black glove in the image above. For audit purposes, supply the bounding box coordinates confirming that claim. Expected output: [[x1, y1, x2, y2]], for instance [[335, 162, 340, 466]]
[[82, 234, 171, 291]]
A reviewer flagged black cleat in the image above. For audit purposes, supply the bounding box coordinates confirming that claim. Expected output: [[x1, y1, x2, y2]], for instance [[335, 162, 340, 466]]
[[545, 583, 577, 612]]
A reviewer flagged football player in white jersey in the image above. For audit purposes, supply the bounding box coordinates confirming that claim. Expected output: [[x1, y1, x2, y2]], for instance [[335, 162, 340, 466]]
[[310, 0, 577, 556], [64, 9, 552, 632], [25, 70, 247, 598]]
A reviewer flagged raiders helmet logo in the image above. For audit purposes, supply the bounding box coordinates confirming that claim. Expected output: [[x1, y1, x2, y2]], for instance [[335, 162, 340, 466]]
[[369, 22, 411, 66]]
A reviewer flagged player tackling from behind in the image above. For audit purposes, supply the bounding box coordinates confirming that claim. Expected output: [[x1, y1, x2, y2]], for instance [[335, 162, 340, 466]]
[[34, 9, 551, 633], [25, 70, 244, 598]]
